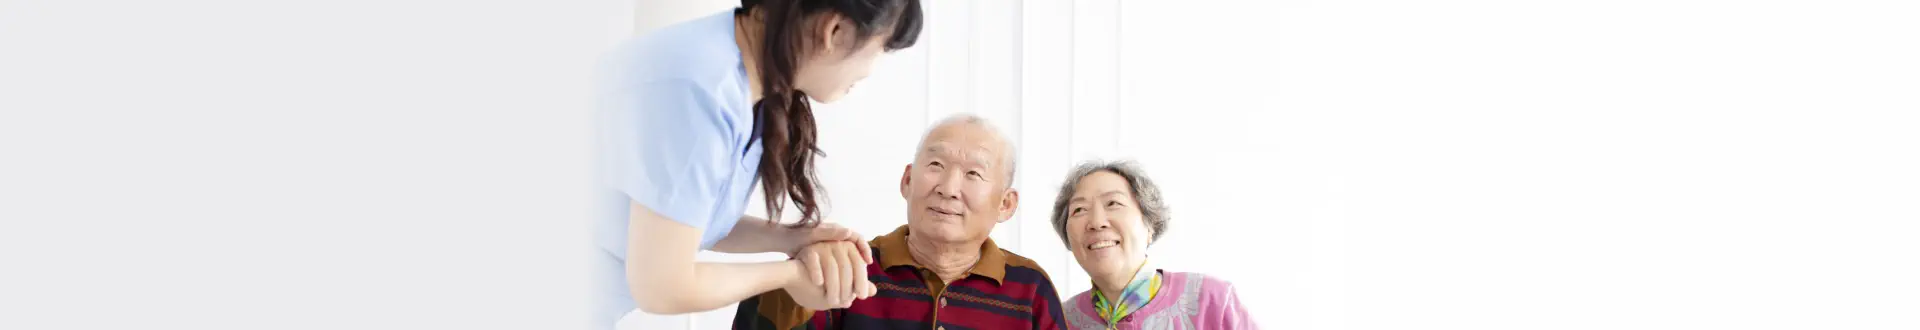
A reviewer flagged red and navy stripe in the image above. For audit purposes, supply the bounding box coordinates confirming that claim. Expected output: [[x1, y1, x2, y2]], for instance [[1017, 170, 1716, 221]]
[[733, 248, 1065, 329]]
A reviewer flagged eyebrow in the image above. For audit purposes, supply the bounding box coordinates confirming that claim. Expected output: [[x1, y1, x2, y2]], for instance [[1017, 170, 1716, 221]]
[[1068, 190, 1130, 204], [924, 144, 999, 170]]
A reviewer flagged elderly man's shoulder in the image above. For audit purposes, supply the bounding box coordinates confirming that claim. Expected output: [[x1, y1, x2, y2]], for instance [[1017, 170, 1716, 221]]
[[997, 248, 1059, 283]]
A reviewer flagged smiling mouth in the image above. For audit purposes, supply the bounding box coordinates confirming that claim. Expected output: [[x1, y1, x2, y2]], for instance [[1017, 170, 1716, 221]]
[[928, 207, 963, 217], [1086, 240, 1120, 251]]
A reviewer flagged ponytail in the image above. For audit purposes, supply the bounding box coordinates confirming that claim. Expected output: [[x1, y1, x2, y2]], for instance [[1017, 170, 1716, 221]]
[[736, 0, 922, 227]]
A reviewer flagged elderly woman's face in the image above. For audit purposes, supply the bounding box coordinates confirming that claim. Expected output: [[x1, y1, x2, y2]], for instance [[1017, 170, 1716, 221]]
[[1065, 170, 1154, 281]]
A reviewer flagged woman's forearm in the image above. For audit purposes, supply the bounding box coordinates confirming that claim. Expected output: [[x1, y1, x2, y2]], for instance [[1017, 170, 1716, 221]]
[[627, 202, 802, 314], [710, 215, 793, 254], [631, 259, 802, 314]]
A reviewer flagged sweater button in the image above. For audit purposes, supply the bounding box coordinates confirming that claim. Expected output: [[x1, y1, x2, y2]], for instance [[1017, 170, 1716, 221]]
[[939, 297, 947, 307]]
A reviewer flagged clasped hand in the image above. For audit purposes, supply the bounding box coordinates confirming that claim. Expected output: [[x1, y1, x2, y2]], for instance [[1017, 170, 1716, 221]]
[[783, 240, 877, 310]]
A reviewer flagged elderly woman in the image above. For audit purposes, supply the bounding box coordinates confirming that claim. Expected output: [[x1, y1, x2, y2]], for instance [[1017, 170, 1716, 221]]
[[1050, 160, 1257, 329]]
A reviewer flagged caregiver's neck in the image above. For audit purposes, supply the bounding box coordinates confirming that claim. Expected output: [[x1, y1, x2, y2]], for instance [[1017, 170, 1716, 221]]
[[734, 10, 764, 101]]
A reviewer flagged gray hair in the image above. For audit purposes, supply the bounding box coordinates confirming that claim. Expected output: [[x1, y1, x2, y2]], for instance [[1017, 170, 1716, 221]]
[[1049, 160, 1168, 249], [916, 113, 1018, 187]]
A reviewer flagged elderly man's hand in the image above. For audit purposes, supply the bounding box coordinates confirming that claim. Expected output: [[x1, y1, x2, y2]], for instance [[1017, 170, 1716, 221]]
[[783, 241, 877, 310], [784, 222, 874, 264]]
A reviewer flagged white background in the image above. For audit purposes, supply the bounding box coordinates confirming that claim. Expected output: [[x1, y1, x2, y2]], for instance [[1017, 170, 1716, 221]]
[[4, 0, 1918, 329]]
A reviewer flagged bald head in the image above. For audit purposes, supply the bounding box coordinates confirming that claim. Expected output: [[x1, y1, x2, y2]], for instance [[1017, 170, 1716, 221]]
[[915, 114, 1017, 186]]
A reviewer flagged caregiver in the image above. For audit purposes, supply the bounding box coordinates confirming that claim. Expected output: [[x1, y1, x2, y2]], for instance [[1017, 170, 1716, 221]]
[[590, 0, 922, 327]]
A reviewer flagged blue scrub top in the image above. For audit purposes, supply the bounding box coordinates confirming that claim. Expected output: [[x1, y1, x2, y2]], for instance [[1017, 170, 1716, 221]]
[[590, 10, 762, 327]]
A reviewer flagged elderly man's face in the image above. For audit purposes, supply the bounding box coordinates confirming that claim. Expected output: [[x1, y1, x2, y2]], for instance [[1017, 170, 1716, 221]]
[[899, 122, 1017, 244], [1065, 171, 1153, 281]]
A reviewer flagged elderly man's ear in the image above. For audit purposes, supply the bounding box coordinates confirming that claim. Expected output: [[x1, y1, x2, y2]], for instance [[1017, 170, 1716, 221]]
[[898, 163, 912, 199], [997, 189, 1018, 224]]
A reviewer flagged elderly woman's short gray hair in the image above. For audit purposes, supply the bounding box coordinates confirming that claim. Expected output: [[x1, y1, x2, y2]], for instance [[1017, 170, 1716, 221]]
[[1049, 160, 1169, 249]]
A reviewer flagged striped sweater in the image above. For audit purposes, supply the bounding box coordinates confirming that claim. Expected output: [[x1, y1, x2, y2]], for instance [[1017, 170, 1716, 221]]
[[733, 225, 1066, 330]]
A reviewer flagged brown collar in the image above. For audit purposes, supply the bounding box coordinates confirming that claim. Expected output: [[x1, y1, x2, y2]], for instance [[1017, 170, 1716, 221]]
[[871, 225, 1007, 284]]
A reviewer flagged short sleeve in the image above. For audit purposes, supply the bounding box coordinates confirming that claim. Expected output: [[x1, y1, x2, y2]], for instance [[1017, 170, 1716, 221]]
[[602, 78, 739, 231]]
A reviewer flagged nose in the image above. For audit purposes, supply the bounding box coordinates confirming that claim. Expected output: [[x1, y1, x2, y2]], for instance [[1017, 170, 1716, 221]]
[[1084, 207, 1111, 231], [932, 171, 962, 200]]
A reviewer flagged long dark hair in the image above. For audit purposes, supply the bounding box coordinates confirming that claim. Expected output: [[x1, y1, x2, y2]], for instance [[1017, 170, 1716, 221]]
[[736, 0, 922, 228]]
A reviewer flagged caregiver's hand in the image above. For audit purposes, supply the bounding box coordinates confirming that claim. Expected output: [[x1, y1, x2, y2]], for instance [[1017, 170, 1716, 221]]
[[785, 222, 873, 265], [784, 241, 876, 310]]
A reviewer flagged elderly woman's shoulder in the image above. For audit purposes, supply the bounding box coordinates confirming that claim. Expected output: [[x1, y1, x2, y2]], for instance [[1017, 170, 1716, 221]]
[[1162, 271, 1244, 298], [1161, 271, 1259, 328]]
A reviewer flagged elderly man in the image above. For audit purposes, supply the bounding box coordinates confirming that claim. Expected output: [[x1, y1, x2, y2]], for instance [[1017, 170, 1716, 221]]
[[733, 114, 1066, 329]]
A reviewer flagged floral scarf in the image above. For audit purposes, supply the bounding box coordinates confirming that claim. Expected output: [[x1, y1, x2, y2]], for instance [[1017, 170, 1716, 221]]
[[1091, 258, 1160, 326]]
